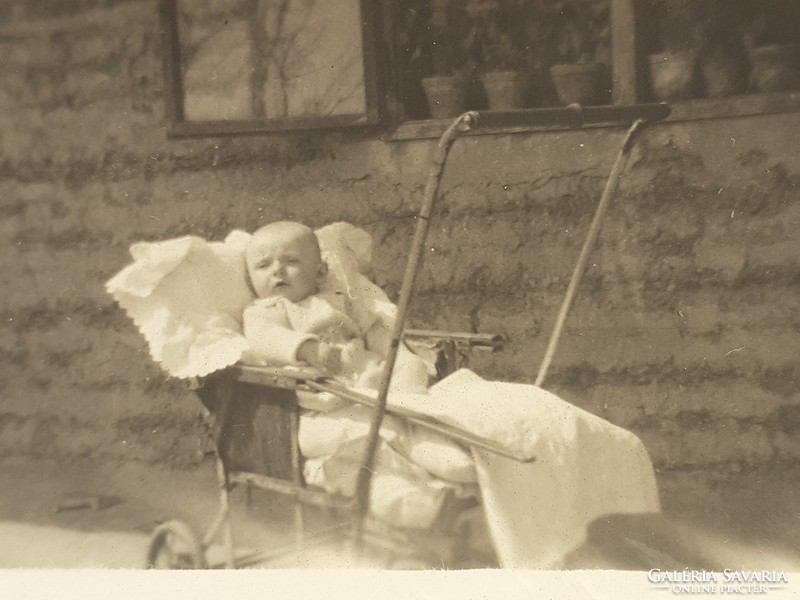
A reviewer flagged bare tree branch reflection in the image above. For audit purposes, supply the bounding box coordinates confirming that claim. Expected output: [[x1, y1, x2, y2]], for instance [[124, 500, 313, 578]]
[[179, 0, 367, 121]]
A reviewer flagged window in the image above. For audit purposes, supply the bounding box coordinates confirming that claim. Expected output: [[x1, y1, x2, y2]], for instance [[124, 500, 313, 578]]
[[635, 0, 800, 100], [387, 0, 800, 116], [389, 0, 615, 119], [159, 0, 380, 135]]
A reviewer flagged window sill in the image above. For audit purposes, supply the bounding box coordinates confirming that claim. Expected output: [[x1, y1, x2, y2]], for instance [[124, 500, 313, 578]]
[[663, 90, 800, 122], [383, 91, 800, 142]]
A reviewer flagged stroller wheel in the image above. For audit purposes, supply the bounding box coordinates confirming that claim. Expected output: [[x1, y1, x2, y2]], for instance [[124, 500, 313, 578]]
[[146, 520, 208, 569]]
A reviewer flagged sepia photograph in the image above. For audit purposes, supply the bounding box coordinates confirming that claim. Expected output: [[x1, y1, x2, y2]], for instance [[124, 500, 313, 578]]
[[1, 0, 798, 598]]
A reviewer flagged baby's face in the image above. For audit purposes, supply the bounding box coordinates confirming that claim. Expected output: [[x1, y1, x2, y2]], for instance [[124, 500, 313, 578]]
[[246, 227, 324, 302]]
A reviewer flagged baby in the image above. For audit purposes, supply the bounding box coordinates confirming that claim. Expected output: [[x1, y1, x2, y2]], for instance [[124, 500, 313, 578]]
[[243, 221, 427, 389]]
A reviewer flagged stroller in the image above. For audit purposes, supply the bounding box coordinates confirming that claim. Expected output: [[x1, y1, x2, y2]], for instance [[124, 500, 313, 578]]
[[108, 108, 668, 569]]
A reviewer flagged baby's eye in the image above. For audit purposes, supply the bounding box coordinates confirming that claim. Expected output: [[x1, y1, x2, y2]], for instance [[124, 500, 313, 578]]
[[257, 259, 273, 269]]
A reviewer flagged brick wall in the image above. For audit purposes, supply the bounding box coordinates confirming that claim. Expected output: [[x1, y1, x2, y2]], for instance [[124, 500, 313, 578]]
[[0, 1, 798, 481]]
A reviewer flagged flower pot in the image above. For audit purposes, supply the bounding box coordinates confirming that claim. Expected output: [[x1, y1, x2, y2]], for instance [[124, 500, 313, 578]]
[[701, 53, 747, 98], [648, 50, 698, 101], [420, 76, 467, 119], [749, 44, 800, 93], [549, 63, 603, 106], [479, 70, 528, 110]]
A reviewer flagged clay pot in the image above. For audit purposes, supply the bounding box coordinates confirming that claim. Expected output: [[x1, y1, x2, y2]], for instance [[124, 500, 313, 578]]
[[700, 52, 748, 98], [479, 70, 528, 110], [749, 44, 800, 93], [549, 63, 603, 106], [420, 75, 467, 119], [648, 50, 698, 101]]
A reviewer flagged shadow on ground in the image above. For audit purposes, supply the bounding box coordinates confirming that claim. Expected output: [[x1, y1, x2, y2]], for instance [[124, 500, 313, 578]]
[[1, 456, 798, 570]]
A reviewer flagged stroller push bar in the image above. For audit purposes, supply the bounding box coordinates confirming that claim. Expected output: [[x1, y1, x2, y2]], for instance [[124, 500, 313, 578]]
[[535, 118, 649, 387], [351, 111, 480, 540]]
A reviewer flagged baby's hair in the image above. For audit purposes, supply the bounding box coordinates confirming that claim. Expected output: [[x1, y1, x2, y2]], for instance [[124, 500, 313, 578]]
[[249, 221, 321, 257]]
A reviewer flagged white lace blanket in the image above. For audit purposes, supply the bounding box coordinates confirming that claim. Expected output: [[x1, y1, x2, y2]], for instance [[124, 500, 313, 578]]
[[389, 369, 661, 568]]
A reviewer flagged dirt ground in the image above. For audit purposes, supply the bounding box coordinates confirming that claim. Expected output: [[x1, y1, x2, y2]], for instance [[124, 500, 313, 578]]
[[0, 455, 798, 571], [0, 455, 356, 569]]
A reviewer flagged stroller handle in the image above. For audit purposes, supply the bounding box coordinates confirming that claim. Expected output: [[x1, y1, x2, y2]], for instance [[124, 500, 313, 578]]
[[352, 112, 479, 533]]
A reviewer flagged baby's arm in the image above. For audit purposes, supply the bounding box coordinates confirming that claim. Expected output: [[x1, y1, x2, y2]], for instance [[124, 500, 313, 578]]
[[243, 302, 344, 373], [243, 302, 317, 366], [296, 339, 343, 373]]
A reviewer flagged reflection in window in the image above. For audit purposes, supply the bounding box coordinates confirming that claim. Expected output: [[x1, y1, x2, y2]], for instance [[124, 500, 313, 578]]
[[178, 0, 367, 121]]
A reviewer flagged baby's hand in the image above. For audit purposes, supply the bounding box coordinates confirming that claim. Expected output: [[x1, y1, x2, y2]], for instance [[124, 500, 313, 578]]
[[316, 342, 344, 374], [297, 339, 342, 374]]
